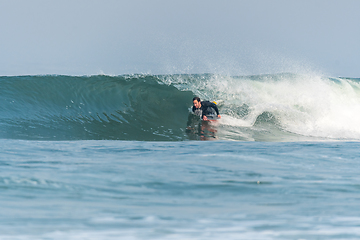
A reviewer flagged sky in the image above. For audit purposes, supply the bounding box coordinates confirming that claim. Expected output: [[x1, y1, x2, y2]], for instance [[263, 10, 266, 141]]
[[0, 0, 359, 77]]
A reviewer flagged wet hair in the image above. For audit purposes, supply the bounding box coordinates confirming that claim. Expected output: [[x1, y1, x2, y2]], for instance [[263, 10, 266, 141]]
[[193, 96, 201, 102]]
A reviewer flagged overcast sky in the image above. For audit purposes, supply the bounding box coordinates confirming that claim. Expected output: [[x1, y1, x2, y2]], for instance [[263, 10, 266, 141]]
[[0, 0, 359, 77]]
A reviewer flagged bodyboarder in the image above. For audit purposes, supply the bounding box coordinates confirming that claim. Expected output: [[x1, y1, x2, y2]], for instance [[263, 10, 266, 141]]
[[192, 96, 221, 121]]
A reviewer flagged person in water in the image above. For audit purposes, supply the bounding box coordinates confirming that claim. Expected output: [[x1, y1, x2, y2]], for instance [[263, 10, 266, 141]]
[[192, 96, 221, 121]]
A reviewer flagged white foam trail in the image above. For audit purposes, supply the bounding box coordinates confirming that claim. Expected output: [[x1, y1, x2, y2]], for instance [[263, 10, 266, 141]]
[[219, 114, 252, 127]]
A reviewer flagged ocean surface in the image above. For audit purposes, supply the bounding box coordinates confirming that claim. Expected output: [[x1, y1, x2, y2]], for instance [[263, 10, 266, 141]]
[[1, 73, 360, 239]]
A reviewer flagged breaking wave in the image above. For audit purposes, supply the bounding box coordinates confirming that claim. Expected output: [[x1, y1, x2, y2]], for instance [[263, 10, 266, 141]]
[[1, 73, 359, 141]]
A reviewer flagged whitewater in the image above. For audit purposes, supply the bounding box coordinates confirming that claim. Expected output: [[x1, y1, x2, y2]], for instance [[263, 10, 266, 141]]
[[1, 73, 360, 239]]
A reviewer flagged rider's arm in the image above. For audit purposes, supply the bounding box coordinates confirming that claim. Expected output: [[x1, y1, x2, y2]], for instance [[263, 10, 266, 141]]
[[211, 102, 220, 116]]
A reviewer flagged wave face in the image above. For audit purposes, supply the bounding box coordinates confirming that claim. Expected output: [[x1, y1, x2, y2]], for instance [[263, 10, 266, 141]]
[[0, 75, 193, 140], [1, 74, 360, 141]]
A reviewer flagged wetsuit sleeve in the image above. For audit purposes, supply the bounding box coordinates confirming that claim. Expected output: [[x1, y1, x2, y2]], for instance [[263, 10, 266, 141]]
[[201, 101, 220, 117], [212, 103, 220, 115]]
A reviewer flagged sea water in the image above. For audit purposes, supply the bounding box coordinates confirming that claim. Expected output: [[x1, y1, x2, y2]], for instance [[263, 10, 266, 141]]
[[1, 74, 360, 239]]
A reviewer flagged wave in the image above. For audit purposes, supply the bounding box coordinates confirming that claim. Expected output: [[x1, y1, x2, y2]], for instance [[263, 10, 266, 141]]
[[1, 73, 360, 141]]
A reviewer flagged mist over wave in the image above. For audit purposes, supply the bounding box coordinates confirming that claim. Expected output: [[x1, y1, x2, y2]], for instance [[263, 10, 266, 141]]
[[1, 73, 359, 141]]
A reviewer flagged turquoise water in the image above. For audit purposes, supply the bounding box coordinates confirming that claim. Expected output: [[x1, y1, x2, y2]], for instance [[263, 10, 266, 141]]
[[1, 74, 360, 239]]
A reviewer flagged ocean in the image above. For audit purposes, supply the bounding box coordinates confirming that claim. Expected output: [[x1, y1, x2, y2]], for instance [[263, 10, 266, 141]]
[[1, 73, 360, 239]]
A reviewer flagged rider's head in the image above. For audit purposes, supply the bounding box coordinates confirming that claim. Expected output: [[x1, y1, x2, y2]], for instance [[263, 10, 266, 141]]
[[193, 97, 201, 109]]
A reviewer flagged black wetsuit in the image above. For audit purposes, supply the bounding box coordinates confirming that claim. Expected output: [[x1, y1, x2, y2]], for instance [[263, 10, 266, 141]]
[[192, 101, 219, 119]]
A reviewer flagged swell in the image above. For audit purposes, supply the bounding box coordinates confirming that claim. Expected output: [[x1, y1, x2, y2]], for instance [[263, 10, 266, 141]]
[[0, 75, 194, 140]]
